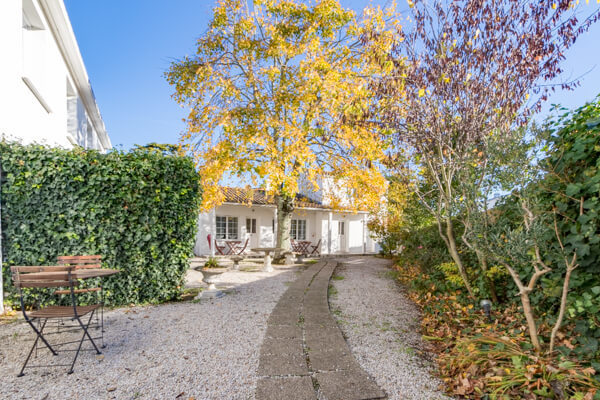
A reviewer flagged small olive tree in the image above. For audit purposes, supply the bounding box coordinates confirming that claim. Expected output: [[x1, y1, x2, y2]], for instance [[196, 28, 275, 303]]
[[376, 0, 600, 297]]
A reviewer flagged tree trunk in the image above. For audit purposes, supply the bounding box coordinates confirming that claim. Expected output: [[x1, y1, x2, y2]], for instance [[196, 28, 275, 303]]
[[445, 216, 475, 297], [476, 250, 499, 303], [275, 194, 294, 257], [549, 254, 577, 354], [520, 292, 541, 352]]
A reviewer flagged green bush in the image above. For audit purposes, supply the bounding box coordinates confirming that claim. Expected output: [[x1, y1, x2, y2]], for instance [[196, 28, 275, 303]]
[[535, 97, 600, 362], [0, 143, 201, 307]]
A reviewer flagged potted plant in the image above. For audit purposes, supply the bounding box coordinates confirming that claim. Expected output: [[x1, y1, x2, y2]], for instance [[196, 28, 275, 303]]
[[199, 257, 229, 298]]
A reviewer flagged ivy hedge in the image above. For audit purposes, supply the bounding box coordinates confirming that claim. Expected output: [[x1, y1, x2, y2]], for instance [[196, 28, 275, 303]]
[[0, 143, 201, 307]]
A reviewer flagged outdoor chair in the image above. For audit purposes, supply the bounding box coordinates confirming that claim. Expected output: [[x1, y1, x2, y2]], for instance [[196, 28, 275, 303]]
[[207, 234, 226, 255], [57, 255, 105, 347], [11, 265, 103, 376], [310, 239, 322, 256], [232, 238, 249, 255], [291, 240, 302, 253]]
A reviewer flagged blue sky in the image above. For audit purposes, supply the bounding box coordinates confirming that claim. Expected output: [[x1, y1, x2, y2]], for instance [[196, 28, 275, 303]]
[[65, 0, 600, 150]]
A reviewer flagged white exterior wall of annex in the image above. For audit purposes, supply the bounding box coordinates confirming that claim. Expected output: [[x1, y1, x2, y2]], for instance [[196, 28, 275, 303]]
[[194, 204, 376, 256], [0, 0, 110, 151]]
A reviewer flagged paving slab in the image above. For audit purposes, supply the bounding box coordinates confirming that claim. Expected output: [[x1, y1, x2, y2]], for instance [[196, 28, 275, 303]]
[[268, 312, 301, 326], [258, 352, 309, 376], [256, 376, 317, 400], [261, 337, 304, 356], [316, 370, 386, 400], [305, 333, 348, 353], [308, 349, 360, 372], [265, 324, 302, 339]]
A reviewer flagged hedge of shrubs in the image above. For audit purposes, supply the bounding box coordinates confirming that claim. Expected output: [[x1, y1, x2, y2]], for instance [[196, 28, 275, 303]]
[[0, 143, 201, 306]]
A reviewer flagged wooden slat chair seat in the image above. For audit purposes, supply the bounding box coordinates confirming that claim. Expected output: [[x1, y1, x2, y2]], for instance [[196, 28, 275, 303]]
[[29, 304, 100, 319], [11, 265, 103, 376]]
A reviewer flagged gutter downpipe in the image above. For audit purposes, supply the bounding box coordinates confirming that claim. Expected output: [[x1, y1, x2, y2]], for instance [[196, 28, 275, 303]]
[[0, 157, 4, 314]]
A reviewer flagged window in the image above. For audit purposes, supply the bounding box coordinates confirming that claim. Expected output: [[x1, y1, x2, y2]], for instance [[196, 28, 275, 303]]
[[246, 218, 256, 234], [216, 216, 238, 239], [22, 0, 51, 112], [338, 221, 345, 235], [290, 219, 306, 240]]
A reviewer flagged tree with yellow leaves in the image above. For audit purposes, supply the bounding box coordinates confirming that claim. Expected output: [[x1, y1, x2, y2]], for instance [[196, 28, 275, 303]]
[[166, 0, 401, 252]]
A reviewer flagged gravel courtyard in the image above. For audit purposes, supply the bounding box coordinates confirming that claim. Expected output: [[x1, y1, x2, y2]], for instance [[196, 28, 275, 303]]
[[0, 257, 449, 400], [0, 267, 297, 400]]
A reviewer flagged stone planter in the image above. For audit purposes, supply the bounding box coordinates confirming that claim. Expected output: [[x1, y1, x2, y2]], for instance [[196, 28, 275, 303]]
[[199, 267, 229, 298]]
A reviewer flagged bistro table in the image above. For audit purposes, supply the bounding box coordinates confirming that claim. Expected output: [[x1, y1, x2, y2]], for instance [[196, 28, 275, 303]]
[[296, 241, 312, 254], [224, 240, 241, 255], [251, 247, 282, 272]]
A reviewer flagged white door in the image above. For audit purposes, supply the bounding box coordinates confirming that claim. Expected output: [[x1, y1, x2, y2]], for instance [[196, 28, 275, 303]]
[[246, 218, 258, 248], [338, 221, 346, 253]]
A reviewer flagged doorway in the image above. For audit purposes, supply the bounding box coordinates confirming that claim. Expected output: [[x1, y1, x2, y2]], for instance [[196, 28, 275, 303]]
[[338, 221, 346, 253], [246, 218, 258, 248]]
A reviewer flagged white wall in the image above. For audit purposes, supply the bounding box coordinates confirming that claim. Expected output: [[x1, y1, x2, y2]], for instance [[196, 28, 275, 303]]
[[0, 0, 107, 151], [194, 204, 376, 256], [194, 205, 277, 256]]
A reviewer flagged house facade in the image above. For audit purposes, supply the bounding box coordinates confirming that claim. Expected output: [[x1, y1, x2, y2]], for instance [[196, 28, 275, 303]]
[[195, 188, 378, 257], [0, 0, 111, 152]]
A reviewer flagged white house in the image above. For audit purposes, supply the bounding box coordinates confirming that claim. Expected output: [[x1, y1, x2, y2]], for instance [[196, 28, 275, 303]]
[[0, 0, 110, 314], [195, 187, 378, 257], [0, 0, 111, 152]]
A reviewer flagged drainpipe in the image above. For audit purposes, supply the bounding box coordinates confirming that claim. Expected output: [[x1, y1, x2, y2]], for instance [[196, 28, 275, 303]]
[[362, 214, 367, 254], [0, 158, 4, 314], [210, 208, 216, 258], [273, 207, 278, 247], [327, 211, 332, 255]]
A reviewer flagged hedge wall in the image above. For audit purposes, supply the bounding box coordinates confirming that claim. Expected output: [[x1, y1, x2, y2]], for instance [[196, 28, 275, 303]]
[[0, 143, 201, 306]]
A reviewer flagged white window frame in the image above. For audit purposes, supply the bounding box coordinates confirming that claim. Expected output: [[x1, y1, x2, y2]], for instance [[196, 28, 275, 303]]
[[216, 216, 238, 239], [246, 218, 256, 234], [290, 219, 307, 240]]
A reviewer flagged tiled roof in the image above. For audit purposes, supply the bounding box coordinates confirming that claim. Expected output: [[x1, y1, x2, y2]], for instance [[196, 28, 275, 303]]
[[222, 187, 326, 209]]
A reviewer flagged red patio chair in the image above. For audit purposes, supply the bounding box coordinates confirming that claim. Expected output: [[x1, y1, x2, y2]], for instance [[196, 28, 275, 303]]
[[207, 234, 225, 255], [233, 238, 250, 255], [310, 239, 322, 256]]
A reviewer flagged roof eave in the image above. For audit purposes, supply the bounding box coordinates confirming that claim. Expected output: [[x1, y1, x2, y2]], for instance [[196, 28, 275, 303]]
[[220, 201, 368, 213]]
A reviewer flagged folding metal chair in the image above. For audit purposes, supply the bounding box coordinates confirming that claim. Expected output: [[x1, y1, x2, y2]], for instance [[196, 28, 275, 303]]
[[207, 234, 226, 255], [310, 239, 322, 256], [57, 255, 105, 348], [11, 265, 102, 376]]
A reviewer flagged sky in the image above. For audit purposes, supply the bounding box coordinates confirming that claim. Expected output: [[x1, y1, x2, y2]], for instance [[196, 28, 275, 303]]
[[64, 0, 600, 150]]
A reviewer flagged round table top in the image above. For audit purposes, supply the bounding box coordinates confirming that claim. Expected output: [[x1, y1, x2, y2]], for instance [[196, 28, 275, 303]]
[[251, 247, 282, 253]]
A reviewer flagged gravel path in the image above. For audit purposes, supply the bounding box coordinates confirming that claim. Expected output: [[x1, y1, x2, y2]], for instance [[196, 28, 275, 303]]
[[0, 266, 298, 400], [329, 257, 450, 400]]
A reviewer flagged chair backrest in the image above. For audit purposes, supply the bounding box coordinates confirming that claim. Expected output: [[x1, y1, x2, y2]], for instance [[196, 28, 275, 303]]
[[57, 255, 102, 269], [314, 239, 321, 247], [11, 265, 76, 288], [207, 234, 212, 250], [238, 237, 249, 254]]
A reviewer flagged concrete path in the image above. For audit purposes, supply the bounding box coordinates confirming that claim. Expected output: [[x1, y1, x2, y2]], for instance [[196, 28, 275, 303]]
[[256, 261, 386, 400]]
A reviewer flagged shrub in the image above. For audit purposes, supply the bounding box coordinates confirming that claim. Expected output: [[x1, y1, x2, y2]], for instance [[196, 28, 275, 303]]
[[0, 143, 201, 306]]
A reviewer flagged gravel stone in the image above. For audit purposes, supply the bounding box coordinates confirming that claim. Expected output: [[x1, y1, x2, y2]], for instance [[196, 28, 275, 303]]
[[0, 267, 297, 400], [329, 257, 451, 400]]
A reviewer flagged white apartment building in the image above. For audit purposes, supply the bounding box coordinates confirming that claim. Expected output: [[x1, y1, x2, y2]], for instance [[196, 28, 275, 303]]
[[0, 0, 111, 151]]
